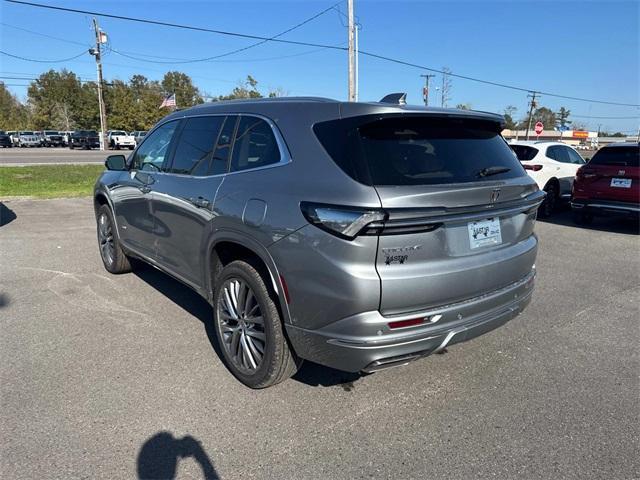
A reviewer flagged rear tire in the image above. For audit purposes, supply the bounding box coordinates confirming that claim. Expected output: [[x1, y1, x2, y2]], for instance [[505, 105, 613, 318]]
[[539, 182, 558, 218], [96, 204, 132, 274], [213, 260, 300, 388]]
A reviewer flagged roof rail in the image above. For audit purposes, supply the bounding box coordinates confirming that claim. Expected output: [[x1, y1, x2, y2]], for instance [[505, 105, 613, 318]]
[[379, 92, 407, 105]]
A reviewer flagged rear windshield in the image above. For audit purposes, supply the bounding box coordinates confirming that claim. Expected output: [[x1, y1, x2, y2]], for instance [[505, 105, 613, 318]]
[[44, 131, 58, 135], [21, 131, 34, 135], [510, 144, 538, 161], [589, 146, 639, 167], [314, 115, 523, 186], [76, 131, 98, 136], [111, 131, 126, 136]]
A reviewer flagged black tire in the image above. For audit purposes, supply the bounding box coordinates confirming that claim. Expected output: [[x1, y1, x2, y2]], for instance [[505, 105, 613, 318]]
[[96, 204, 132, 274], [213, 260, 300, 388], [69, 143, 74, 150], [539, 182, 558, 218]]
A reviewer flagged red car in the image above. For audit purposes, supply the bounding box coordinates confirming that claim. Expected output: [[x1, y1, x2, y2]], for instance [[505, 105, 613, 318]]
[[572, 142, 639, 223]]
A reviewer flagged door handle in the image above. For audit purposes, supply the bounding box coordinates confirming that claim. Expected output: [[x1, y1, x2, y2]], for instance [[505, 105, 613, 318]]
[[189, 196, 211, 208], [139, 186, 151, 194]]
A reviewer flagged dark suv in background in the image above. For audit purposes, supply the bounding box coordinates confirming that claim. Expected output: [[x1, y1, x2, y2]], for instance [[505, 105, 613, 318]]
[[69, 130, 100, 149], [94, 96, 544, 388]]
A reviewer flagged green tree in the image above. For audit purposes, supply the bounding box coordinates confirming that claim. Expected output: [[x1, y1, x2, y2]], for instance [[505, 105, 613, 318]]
[[503, 105, 518, 129], [556, 107, 572, 129], [27, 69, 87, 129], [517, 106, 557, 131], [161, 71, 203, 108], [218, 75, 263, 100], [0, 82, 30, 129]]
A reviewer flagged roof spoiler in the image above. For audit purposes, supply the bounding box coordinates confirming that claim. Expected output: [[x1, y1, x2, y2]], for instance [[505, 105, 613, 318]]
[[379, 92, 407, 105]]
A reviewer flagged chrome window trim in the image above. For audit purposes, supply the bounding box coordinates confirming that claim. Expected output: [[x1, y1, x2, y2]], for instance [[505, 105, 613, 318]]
[[135, 112, 292, 179]]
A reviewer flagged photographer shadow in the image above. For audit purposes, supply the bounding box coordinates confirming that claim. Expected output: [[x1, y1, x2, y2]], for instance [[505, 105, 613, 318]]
[[137, 431, 219, 480]]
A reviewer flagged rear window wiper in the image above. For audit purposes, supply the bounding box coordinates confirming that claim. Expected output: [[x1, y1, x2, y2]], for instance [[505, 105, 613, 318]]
[[477, 166, 511, 178]]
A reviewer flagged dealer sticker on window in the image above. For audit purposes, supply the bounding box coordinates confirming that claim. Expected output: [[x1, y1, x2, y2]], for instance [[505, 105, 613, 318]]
[[468, 218, 502, 249], [611, 178, 632, 188]]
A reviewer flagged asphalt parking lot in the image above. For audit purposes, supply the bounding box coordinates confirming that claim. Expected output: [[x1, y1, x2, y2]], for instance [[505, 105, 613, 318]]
[[0, 147, 109, 166], [0, 198, 638, 479]]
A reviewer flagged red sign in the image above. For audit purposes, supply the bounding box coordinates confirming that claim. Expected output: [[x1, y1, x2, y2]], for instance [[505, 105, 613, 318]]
[[534, 122, 544, 136], [573, 130, 589, 139]]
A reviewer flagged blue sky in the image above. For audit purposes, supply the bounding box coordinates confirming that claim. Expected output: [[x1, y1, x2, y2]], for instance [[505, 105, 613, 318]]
[[1, 0, 638, 133]]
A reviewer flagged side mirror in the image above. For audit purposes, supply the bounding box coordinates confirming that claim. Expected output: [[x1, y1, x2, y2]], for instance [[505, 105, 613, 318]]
[[105, 154, 126, 171]]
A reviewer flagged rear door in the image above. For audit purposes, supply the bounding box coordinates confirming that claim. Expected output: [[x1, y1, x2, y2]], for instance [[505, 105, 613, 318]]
[[581, 145, 640, 203], [151, 115, 236, 287], [354, 115, 542, 315]]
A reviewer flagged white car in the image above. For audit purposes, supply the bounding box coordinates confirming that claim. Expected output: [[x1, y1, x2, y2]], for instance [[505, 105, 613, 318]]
[[509, 141, 586, 217], [107, 130, 135, 150]]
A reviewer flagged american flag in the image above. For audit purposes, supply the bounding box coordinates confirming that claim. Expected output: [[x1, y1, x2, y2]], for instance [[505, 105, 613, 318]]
[[159, 93, 176, 109]]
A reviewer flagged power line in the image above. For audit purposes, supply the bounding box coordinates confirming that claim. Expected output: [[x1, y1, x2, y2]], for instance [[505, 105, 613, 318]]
[[0, 49, 88, 63], [106, 1, 343, 64], [0, 22, 91, 47], [3, 0, 347, 51], [571, 114, 639, 120], [4, 0, 639, 107]]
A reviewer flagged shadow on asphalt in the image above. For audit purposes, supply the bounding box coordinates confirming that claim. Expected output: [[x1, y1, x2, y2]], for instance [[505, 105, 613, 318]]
[[137, 431, 219, 480], [538, 205, 639, 235], [0, 293, 9, 308], [133, 263, 361, 388], [0, 202, 17, 227]]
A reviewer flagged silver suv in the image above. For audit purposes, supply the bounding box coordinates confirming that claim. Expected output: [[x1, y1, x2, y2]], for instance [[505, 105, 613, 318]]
[[94, 96, 544, 388]]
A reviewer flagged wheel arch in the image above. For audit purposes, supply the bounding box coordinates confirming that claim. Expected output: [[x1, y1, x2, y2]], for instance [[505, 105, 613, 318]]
[[205, 232, 290, 323], [543, 177, 560, 196]]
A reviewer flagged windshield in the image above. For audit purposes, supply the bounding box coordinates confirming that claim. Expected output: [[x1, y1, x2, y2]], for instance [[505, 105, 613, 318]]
[[21, 131, 34, 135], [589, 146, 639, 167], [314, 115, 523, 186], [112, 131, 126, 136], [44, 131, 58, 135], [76, 131, 98, 136]]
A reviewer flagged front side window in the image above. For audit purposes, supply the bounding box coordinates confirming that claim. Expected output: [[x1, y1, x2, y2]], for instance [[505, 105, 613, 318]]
[[168, 116, 225, 176], [230, 117, 281, 173], [131, 121, 178, 171]]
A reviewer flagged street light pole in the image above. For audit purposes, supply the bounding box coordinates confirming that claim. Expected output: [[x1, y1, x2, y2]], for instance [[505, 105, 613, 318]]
[[91, 17, 108, 151], [420, 74, 436, 106], [347, 0, 356, 102]]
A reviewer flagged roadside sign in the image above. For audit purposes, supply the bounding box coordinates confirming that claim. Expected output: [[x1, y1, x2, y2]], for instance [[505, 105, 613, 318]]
[[534, 122, 544, 136]]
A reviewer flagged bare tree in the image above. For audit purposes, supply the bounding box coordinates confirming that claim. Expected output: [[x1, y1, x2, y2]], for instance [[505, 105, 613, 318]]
[[440, 67, 452, 108]]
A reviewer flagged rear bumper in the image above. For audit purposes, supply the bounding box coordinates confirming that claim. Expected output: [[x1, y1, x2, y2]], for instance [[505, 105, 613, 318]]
[[571, 199, 639, 216], [286, 269, 535, 372]]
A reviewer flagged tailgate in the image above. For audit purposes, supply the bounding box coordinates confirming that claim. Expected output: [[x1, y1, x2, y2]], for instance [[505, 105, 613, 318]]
[[375, 183, 542, 315]]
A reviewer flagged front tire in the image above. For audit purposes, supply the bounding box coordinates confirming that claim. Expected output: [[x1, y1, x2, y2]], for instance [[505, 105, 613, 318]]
[[213, 260, 300, 388], [96, 205, 132, 274]]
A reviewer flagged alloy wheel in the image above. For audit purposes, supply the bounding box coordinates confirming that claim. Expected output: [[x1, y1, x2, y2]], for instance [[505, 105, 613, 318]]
[[216, 278, 266, 373], [98, 213, 115, 266]]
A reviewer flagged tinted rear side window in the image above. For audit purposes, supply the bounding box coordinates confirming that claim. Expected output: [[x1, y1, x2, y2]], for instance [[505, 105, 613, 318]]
[[314, 115, 523, 186], [169, 116, 224, 176], [589, 146, 639, 167], [510, 145, 538, 161], [230, 117, 281, 172]]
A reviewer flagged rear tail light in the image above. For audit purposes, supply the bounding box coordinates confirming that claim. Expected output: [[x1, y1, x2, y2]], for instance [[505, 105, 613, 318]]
[[523, 164, 543, 171], [300, 202, 386, 240], [388, 317, 425, 329], [576, 166, 597, 179]]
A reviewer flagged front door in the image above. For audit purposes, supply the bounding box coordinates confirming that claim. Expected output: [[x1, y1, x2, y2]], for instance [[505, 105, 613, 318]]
[[112, 120, 179, 259]]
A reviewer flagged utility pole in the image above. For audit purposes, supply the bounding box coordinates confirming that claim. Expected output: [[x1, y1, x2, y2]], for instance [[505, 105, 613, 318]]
[[420, 74, 436, 106], [347, 0, 356, 102], [525, 91, 538, 140], [91, 18, 108, 151]]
